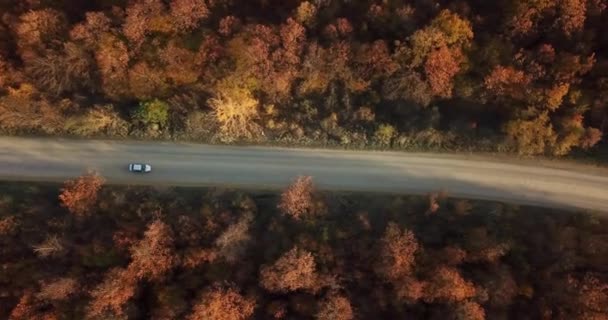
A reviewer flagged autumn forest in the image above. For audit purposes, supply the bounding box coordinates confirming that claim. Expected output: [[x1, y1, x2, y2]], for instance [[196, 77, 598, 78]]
[[1, 1, 608, 319], [0, 0, 607, 157], [0, 174, 607, 319]]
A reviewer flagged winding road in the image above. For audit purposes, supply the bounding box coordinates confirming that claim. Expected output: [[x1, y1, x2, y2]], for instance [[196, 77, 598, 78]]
[[0, 137, 607, 212]]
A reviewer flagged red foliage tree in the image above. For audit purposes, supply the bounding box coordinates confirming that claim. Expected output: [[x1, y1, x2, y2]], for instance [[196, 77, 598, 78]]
[[219, 15, 241, 36], [197, 35, 223, 68], [279, 18, 306, 65], [336, 18, 353, 36], [278, 176, 316, 220], [58, 172, 104, 217], [127, 220, 178, 281], [580, 127, 603, 149], [323, 24, 339, 39], [260, 246, 318, 293], [187, 286, 256, 320], [484, 65, 531, 100], [355, 40, 399, 80]]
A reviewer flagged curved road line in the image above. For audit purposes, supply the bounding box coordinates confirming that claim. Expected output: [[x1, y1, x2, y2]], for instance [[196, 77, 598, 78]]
[[0, 137, 606, 212]]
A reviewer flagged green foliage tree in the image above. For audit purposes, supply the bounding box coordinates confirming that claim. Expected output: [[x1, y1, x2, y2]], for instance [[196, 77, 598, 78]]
[[373, 124, 397, 146], [133, 99, 170, 129]]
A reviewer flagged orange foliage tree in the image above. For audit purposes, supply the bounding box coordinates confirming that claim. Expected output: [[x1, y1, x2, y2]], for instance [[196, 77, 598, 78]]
[[454, 300, 486, 320], [37, 277, 78, 301], [9, 291, 57, 320], [424, 46, 461, 98], [423, 266, 477, 303], [507, 0, 556, 36], [260, 246, 318, 293], [187, 286, 256, 320], [215, 212, 253, 263], [0, 216, 18, 236], [170, 0, 209, 33], [316, 294, 354, 320], [59, 171, 105, 217], [69, 12, 111, 48], [161, 41, 200, 86], [87, 267, 138, 318], [95, 34, 130, 100], [556, 0, 587, 37], [277, 176, 316, 220], [395, 276, 426, 303], [122, 0, 165, 48], [376, 222, 419, 282], [128, 61, 170, 100], [279, 18, 306, 66], [14, 9, 67, 59], [564, 273, 608, 319], [127, 220, 177, 281]]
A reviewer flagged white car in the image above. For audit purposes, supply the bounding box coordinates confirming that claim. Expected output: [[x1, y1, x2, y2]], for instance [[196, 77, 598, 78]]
[[128, 163, 152, 173]]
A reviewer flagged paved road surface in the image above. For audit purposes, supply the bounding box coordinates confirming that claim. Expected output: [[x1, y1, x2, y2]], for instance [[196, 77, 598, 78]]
[[0, 137, 607, 212]]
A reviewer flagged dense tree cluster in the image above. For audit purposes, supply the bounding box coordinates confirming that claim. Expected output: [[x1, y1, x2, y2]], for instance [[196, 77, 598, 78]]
[[0, 0, 606, 157], [0, 175, 607, 319]]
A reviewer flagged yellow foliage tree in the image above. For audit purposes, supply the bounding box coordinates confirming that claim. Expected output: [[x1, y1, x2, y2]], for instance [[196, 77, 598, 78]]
[[65, 105, 128, 137], [430, 10, 474, 47], [208, 85, 261, 142], [0, 84, 65, 134], [504, 112, 558, 155]]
